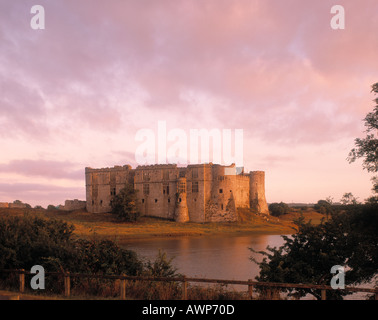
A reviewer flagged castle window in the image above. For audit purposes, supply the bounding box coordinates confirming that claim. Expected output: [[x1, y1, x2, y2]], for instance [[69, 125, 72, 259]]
[[219, 189, 223, 193], [192, 168, 198, 179], [110, 188, 116, 196], [221, 204, 224, 210], [92, 200, 94, 205], [143, 171, 150, 181], [143, 184, 150, 195], [100, 200, 103, 206], [155, 199, 158, 203], [179, 198, 182, 202], [163, 183, 169, 195], [192, 181, 199, 193], [179, 171, 186, 178], [178, 181, 186, 193], [168, 198, 170, 203], [142, 199, 145, 203]]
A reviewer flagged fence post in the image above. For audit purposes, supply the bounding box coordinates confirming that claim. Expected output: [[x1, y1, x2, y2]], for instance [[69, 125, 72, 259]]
[[120, 275, 126, 300], [321, 289, 326, 300], [182, 276, 188, 300], [19, 269, 25, 293], [64, 272, 71, 298], [248, 279, 253, 300]]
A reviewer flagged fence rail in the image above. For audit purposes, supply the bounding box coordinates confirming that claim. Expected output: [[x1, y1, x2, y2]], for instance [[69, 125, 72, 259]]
[[1, 269, 377, 300]]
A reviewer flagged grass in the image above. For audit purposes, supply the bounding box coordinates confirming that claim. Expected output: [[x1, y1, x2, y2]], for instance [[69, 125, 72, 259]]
[[0, 206, 324, 242]]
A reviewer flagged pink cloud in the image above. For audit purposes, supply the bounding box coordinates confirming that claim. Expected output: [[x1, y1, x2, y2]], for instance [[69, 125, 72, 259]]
[[0, 159, 83, 180], [0, 0, 376, 204]]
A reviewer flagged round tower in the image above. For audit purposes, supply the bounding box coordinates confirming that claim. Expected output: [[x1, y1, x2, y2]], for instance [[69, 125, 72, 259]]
[[174, 177, 189, 223], [249, 171, 269, 214]]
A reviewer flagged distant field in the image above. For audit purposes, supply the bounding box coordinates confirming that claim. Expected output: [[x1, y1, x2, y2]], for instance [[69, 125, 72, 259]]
[[0, 207, 325, 242]]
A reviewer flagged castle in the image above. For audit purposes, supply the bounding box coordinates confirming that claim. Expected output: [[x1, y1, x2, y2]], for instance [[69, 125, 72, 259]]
[[85, 163, 269, 223]]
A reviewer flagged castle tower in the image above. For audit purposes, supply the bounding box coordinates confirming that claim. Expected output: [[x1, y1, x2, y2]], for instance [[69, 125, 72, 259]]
[[249, 171, 269, 214], [174, 177, 189, 223]]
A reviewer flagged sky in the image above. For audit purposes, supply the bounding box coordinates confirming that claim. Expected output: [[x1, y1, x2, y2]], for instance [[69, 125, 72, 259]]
[[0, 0, 377, 207]]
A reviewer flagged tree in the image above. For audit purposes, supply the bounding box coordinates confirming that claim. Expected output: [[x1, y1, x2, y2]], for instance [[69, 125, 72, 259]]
[[348, 82, 378, 192], [314, 199, 333, 219], [250, 205, 378, 300], [110, 185, 140, 222], [268, 202, 290, 217], [340, 192, 359, 205]]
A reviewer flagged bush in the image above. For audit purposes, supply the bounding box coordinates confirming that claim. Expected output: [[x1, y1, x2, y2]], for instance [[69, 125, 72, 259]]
[[0, 215, 74, 271], [268, 202, 290, 217]]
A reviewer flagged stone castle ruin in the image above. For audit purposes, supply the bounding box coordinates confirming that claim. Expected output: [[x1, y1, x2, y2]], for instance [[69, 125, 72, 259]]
[[85, 163, 269, 223]]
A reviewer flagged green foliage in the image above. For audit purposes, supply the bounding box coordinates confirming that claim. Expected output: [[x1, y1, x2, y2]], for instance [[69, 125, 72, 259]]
[[348, 82, 378, 193], [143, 250, 181, 278], [250, 203, 378, 300], [0, 215, 143, 276], [340, 192, 359, 205], [110, 185, 140, 222], [72, 239, 143, 276], [314, 199, 334, 217], [0, 215, 190, 298], [268, 202, 290, 217], [0, 215, 74, 271]]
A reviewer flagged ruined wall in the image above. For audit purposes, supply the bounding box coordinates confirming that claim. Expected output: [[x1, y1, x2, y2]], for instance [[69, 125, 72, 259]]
[[205, 164, 239, 222], [61, 199, 86, 211], [249, 171, 269, 214], [186, 164, 208, 223], [134, 164, 177, 220], [86, 165, 134, 213], [86, 163, 269, 222]]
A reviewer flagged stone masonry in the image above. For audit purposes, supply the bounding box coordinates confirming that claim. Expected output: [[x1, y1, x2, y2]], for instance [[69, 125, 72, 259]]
[[85, 163, 269, 222]]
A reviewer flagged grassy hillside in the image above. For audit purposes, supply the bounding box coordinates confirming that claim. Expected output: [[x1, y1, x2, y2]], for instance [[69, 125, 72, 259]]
[[0, 206, 325, 242]]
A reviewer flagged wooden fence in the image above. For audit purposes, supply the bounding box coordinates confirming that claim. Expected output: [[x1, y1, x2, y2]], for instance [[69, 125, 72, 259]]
[[1, 269, 377, 300]]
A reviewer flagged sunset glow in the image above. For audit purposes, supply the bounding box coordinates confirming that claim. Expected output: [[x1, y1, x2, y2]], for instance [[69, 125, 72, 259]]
[[1, 0, 377, 207]]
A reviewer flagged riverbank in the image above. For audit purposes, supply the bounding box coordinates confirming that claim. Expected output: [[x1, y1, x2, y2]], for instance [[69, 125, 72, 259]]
[[0, 207, 324, 241]]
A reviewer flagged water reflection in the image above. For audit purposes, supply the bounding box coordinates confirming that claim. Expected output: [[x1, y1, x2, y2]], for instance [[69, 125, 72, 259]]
[[121, 234, 285, 281], [120, 235, 374, 299]]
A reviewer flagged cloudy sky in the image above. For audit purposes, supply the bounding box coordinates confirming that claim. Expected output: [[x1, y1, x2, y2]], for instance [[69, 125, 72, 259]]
[[1, 0, 377, 207]]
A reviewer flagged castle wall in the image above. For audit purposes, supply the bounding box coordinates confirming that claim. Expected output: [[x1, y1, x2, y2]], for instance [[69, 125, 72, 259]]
[[85, 166, 134, 214], [61, 199, 86, 211], [134, 165, 177, 220], [184, 164, 205, 222], [249, 171, 269, 214], [204, 164, 239, 222], [85, 163, 269, 222]]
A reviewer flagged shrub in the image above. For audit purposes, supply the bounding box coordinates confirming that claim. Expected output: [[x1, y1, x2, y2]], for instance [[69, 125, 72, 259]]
[[268, 202, 290, 217]]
